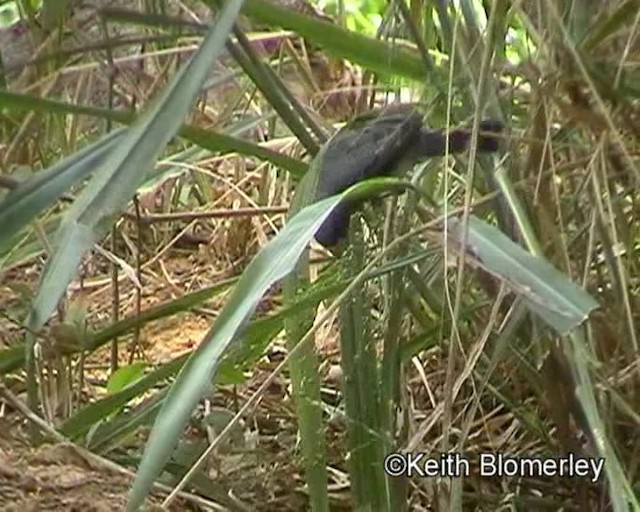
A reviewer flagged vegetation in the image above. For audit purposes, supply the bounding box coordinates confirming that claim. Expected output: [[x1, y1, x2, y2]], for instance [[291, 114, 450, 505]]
[[0, 0, 638, 510]]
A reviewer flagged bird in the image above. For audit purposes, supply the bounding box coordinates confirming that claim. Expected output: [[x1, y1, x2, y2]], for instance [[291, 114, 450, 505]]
[[312, 104, 503, 247]]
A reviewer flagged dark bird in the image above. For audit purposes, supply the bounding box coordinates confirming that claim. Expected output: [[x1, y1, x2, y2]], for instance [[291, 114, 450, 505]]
[[312, 104, 503, 247]]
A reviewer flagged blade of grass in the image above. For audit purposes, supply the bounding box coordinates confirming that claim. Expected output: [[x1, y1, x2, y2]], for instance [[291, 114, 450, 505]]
[[0, 90, 308, 177], [0, 128, 125, 250], [207, 0, 428, 81], [128, 194, 341, 509], [447, 215, 599, 335]]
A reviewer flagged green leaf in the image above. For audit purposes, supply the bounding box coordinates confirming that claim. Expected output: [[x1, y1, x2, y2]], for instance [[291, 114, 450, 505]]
[[206, 0, 427, 81], [0, 128, 124, 251], [447, 216, 599, 335], [0, 90, 307, 178], [129, 192, 342, 510], [26, 0, 247, 334], [581, 0, 640, 51], [106, 363, 147, 395]]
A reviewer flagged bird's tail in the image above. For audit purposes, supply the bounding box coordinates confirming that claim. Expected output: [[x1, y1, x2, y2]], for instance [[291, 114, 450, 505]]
[[314, 203, 353, 248]]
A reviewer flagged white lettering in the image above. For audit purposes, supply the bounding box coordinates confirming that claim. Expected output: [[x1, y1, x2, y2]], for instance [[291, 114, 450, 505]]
[[479, 453, 497, 476], [590, 458, 604, 482]]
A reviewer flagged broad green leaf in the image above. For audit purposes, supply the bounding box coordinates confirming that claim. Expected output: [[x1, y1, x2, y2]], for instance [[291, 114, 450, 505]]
[[282, 142, 329, 512], [26, 0, 246, 334], [106, 362, 148, 395], [206, 0, 428, 81], [0, 128, 124, 251], [59, 275, 347, 448], [447, 216, 599, 334], [41, 0, 70, 28], [0, 90, 307, 178], [128, 192, 342, 510], [581, 0, 640, 51]]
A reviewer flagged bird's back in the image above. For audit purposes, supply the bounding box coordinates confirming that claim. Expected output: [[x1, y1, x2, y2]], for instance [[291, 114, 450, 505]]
[[315, 112, 424, 201]]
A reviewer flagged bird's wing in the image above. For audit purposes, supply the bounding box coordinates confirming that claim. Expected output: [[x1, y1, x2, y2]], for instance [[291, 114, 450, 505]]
[[315, 112, 423, 200]]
